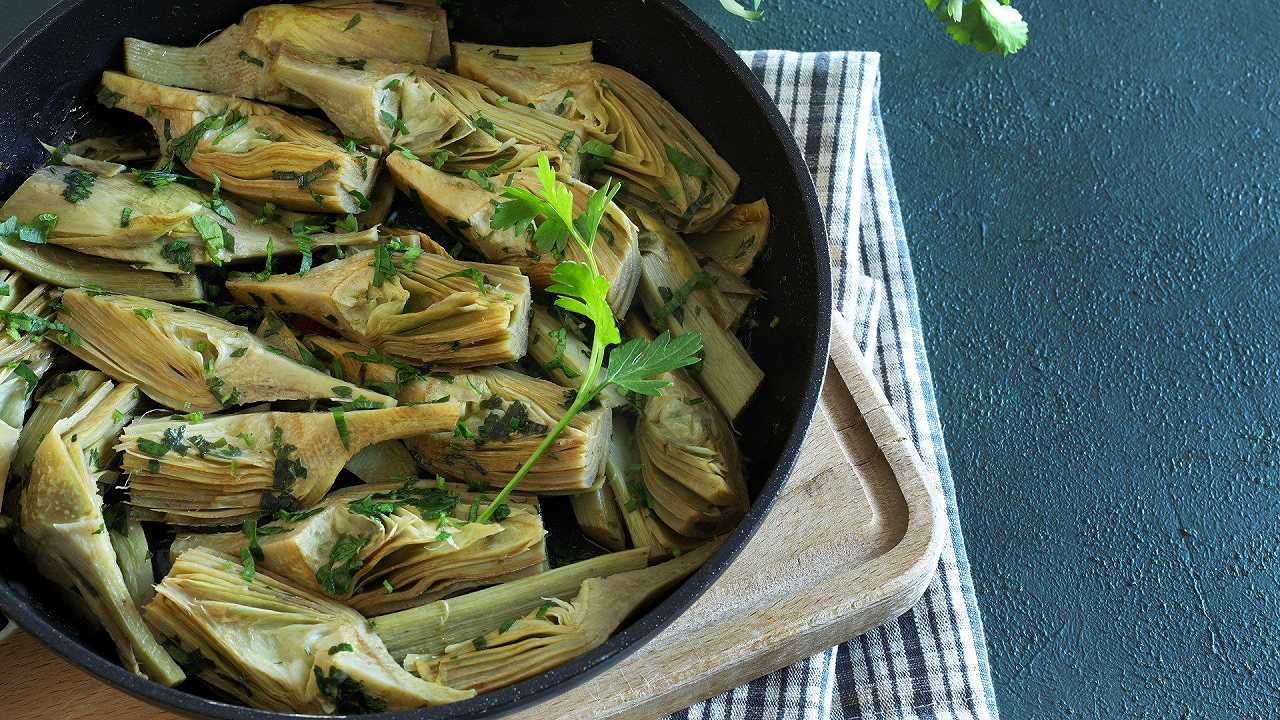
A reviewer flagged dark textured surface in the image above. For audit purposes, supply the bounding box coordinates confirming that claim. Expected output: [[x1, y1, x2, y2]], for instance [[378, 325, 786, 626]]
[[3, 1, 1278, 719]]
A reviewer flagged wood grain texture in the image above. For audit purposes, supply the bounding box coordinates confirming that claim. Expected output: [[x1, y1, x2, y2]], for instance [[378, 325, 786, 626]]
[[0, 314, 946, 720]]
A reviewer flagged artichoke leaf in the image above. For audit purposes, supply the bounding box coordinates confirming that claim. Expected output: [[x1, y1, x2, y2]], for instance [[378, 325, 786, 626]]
[[407, 539, 722, 693], [569, 481, 628, 552], [0, 236, 203, 302], [55, 288, 390, 412], [123, 0, 450, 107], [20, 379, 184, 685], [58, 133, 159, 165], [454, 42, 740, 232], [387, 153, 640, 316], [2, 164, 375, 272], [120, 402, 463, 527], [226, 248, 532, 367], [345, 440, 418, 484], [0, 280, 57, 508], [173, 479, 546, 615], [99, 72, 380, 214], [147, 547, 472, 713]]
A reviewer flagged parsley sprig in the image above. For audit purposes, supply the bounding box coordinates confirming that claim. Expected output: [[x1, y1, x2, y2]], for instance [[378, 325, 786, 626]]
[[477, 153, 703, 522]]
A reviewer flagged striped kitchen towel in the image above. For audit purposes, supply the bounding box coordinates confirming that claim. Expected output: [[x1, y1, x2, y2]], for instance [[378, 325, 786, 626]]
[[665, 52, 999, 720]]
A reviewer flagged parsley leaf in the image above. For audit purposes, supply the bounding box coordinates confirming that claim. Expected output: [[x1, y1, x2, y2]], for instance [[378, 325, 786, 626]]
[[190, 215, 226, 267], [934, 0, 1029, 56], [719, 0, 763, 21], [603, 332, 704, 396]]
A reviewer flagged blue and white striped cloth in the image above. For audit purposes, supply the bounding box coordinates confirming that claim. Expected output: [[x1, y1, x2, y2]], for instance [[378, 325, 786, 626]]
[[666, 51, 999, 720]]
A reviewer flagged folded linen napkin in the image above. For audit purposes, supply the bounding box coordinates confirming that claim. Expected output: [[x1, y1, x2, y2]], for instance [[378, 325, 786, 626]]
[[665, 51, 999, 720]]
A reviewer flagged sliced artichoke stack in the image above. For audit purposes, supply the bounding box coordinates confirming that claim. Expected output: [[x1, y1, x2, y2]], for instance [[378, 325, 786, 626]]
[[395, 367, 612, 495], [2, 162, 374, 272], [147, 547, 472, 713], [20, 378, 184, 685], [99, 72, 379, 214], [227, 247, 532, 367], [123, 0, 451, 108], [118, 402, 462, 526], [174, 479, 547, 615], [388, 153, 641, 315], [55, 289, 388, 412], [406, 540, 720, 693], [454, 42, 740, 232], [0, 277, 57, 505], [626, 314, 748, 541]]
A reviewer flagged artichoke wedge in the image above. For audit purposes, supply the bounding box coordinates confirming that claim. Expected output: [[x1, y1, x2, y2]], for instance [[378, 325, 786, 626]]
[[20, 379, 184, 685], [0, 279, 57, 507], [120, 402, 463, 527], [0, 235, 204, 302], [226, 248, 532, 367], [272, 46, 583, 175], [387, 153, 640, 316], [99, 72, 379, 214], [2, 164, 375, 272], [632, 208, 739, 330], [373, 547, 649, 661], [55, 289, 389, 412], [634, 217, 763, 420], [326, 345, 610, 494], [687, 199, 770, 277], [396, 367, 612, 494], [454, 42, 740, 232], [123, 1, 450, 108], [627, 315, 748, 539], [147, 547, 472, 713], [172, 479, 546, 615], [406, 539, 721, 693], [62, 133, 158, 165], [569, 481, 627, 552], [108, 506, 156, 609]]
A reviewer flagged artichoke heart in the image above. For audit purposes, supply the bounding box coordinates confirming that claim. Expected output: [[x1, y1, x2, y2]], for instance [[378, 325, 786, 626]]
[[99, 72, 379, 214], [55, 289, 389, 412], [173, 479, 546, 615], [395, 367, 612, 495], [20, 379, 184, 685], [387, 153, 640, 316], [627, 315, 749, 539], [272, 45, 584, 175], [326, 343, 610, 494], [147, 547, 473, 713], [406, 539, 721, 693], [226, 248, 532, 367], [455, 42, 740, 232], [123, 1, 450, 107], [2, 164, 375, 272], [120, 402, 463, 527], [0, 278, 57, 507]]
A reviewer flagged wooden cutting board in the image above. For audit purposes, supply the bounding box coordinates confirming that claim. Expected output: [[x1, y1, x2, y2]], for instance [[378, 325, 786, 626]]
[[0, 314, 946, 720]]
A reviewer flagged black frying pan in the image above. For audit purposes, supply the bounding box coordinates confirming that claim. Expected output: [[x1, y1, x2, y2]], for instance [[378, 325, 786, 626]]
[[0, 1, 831, 717]]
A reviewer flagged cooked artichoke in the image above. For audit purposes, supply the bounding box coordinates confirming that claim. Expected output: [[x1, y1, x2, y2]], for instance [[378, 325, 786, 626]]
[[20, 379, 184, 685], [632, 208, 739, 330], [454, 42, 739, 232], [395, 367, 612, 494], [634, 221, 763, 420], [387, 153, 640, 316], [120, 402, 463, 526], [147, 547, 472, 713], [55, 289, 389, 412], [605, 415, 700, 561], [99, 72, 379, 214], [373, 547, 649, 661], [2, 164, 375, 272], [226, 247, 532, 367], [272, 46, 584, 175], [569, 481, 627, 551], [123, 1, 450, 107], [406, 539, 720, 693], [687, 199, 770, 277], [627, 315, 748, 539], [108, 506, 156, 609], [323, 344, 610, 494], [345, 440, 418, 484], [0, 278, 56, 507], [62, 133, 158, 165], [0, 234, 203, 302], [173, 479, 546, 614]]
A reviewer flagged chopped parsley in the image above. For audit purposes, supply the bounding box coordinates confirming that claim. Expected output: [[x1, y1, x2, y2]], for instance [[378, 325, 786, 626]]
[[238, 51, 265, 67], [120, 207, 133, 228], [652, 270, 715, 326], [331, 407, 349, 450], [437, 268, 489, 292], [665, 144, 711, 178], [61, 169, 96, 203], [315, 534, 368, 596], [344, 13, 362, 31]]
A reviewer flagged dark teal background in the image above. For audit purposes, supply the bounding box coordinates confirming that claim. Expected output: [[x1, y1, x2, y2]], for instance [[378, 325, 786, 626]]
[[4, 1, 1279, 718]]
